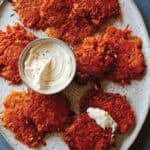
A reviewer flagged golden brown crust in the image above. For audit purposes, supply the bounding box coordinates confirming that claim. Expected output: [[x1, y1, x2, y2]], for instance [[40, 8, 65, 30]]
[[0, 24, 36, 84], [1, 90, 72, 147], [80, 87, 135, 134], [62, 113, 114, 150]]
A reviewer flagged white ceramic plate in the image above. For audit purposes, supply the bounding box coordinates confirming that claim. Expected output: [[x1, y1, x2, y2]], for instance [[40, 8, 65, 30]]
[[0, 0, 150, 150]]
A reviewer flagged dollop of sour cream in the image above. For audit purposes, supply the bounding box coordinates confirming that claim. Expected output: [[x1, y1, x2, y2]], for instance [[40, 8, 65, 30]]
[[87, 107, 117, 133], [24, 41, 74, 92]]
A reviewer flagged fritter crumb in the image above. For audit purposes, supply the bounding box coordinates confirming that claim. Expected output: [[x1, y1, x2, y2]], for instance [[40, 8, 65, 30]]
[[1, 90, 72, 147], [62, 113, 114, 150], [80, 87, 135, 134], [0, 23, 36, 84]]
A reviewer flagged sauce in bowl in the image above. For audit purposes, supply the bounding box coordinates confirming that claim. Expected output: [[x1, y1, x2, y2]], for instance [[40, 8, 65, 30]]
[[19, 38, 76, 94]]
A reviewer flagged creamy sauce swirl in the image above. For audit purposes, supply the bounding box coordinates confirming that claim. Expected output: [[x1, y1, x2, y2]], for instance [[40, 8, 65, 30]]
[[87, 107, 117, 133], [24, 41, 74, 93]]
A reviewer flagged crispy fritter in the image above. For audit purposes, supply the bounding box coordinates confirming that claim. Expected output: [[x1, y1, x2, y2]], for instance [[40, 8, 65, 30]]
[[1, 91, 45, 147], [74, 36, 116, 84], [62, 113, 114, 150], [80, 87, 135, 134], [43, 0, 121, 45], [74, 26, 146, 85], [1, 90, 72, 147], [13, 0, 49, 29], [0, 24, 36, 84], [13, 0, 120, 44], [100, 26, 146, 85]]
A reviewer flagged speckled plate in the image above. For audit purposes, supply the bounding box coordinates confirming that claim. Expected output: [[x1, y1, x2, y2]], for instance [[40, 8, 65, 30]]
[[0, 0, 150, 150]]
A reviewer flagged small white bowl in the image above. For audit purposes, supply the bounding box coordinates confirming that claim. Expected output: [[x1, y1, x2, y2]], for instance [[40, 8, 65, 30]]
[[19, 38, 76, 95]]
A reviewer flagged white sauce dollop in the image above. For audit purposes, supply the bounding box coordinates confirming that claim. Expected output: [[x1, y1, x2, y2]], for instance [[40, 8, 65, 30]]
[[87, 107, 117, 133], [24, 41, 74, 92]]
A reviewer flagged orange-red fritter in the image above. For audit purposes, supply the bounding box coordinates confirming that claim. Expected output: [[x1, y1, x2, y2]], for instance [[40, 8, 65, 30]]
[[1, 90, 72, 147], [61, 0, 120, 45], [1, 91, 45, 147], [13, 0, 49, 29], [45, 0, 120, 45], [80, 87, 135, 134], [74, 26, 146, 85], [0, 24, 36, 84], [62, 113, 114, 150], [74, 36, 116, 84], [99, 26, 146, 85], [13, 0, 120, 45]]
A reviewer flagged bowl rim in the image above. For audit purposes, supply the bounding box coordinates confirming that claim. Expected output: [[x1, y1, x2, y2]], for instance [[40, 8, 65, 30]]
[[19, 38, 76, 95]]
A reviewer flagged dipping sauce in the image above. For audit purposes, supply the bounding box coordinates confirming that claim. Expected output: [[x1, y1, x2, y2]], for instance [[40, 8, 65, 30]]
[[87, 107, 117, 133], [20, 38, 76, 94]]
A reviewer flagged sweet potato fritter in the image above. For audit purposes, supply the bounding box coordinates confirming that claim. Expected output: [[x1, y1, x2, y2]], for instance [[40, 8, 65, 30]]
[[80, 87, 135, 134], [62, 113, 114, 150], [100, 26, 146, 85], [13, 0, 120, 44], [74, 26, 146, 85], [74, 36, 116, 84], [0, 24, 36, 84], [1, 90, 72, 147], [13, 0, 49, 29], [43, 0, 121, 45], [1, 91, 45, 147]]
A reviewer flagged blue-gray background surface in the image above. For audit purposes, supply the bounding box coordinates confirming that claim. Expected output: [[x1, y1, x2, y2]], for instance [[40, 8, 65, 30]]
[[0, 0, 150, 150]]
